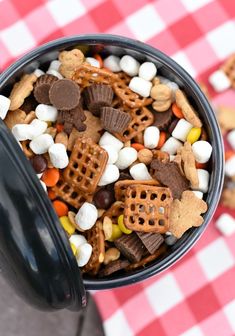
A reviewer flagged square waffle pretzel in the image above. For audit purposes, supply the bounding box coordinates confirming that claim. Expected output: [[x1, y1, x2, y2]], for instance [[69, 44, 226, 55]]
[[113, 106, 154, 142], [115, 179, 160, 202], [82, 221, 105, 275], [102, 201, 125, 224], [63, 137, 108, 194], [72, 63, 118, 88], [112, 78, 153, 109], [51, 176, 93, 209], [124, 185, 173, 233], [221, 54, 235, 88]]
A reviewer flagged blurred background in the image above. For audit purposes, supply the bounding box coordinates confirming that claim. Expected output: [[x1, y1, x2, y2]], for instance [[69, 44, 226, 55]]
[[0, 0, 235, 335]]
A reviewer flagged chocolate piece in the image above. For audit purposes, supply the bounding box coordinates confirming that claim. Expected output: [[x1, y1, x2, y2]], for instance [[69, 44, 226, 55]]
[[153, 108, 173, 130], [30, 155, 47, 174], [119, 172, 133, 181], [99, 260, 130, 277], [168, 118, 178, 134], [93, 188, 115, 210], [49, 79, 81, 110], [20, 95, 38, 113], [58, 105, 86, 134], [114, 232, 145, 263], [83, 84, 114, 116], [100, 107, 131, 133], [151, 159, 189, 199], [136, 232, 164, 254], [34, 74, 58, 104]]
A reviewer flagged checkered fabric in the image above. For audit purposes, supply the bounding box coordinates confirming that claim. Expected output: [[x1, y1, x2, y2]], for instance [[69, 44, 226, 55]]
[[1, 0, 235, 335]]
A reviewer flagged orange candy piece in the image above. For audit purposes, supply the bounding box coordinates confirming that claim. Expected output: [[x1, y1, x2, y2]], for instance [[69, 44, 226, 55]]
[[131, 143, 145, 151], [42, 168, 60, 187], [53, 200, 69, 217], [157, 131, 167, 149], [172, 103, 184, 119], [56, 124, 64, 133], [94, 54, 103, 68]]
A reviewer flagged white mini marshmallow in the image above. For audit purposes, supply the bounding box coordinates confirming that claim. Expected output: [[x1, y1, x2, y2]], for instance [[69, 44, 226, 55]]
[[144, 126, 160, 149], [225, 156, 235, 177], [192, 140, 212, 163], [40, 180, 47, 193], [48, 143, 69, 169], [161, 137, 182, 155], [37, 173, 43, 179], [227, 130, 235, 150], [172, 119, 193, 142], [0, 95, 10, 120], [48, 60, 61, 72], [75, 202, 98, 230], [138, 62, 157, 81], [215, 213, 235, 237], [101, 145, 118, 164], [120, 55, 140, 77], [115, 147, 138, 170], [98, 164, 120, 186], [35, 104, 58, 122], [33, 69, 45, 77], [30, 134, 54, 154], [46, 69, 63, 79], [103, 55, 121, 72], [12, 124, 34, 141], [86, 57, 100, 68], [192, 191, 203, 199], [69, 234, 87, 249], [196, 169, 210, 193], [130, 163, 152, 180], [30, 119, 48, 139], [209, 70, 231, 92], [129, 77, 152, 97], [99, 132, 123, 151], [76, 243, 92, 267]]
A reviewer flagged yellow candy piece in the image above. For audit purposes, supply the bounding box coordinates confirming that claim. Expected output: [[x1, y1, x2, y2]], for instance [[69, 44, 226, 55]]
[[118, 215, 132, 234], [187, 127, 201, 144], [108, 224, 122, 242], [70, 242, 77, 255], [60, 216, 75, 236]]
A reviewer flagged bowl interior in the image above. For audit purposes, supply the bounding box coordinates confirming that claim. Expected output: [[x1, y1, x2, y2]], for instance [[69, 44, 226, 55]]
[[0, 35, 224, 290]]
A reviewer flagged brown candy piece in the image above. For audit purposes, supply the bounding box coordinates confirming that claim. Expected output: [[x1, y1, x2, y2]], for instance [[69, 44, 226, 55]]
[[169, 190, 207, 238], [153, 108, 173, 130], [100, 107, 131, 133], [34, 74, 58, 104], [136, 232, 164, 254], [49, 79, 81, 110], [83, 84, 114, 116], [151, 159, 189, 199], [124, 185, 172, 233], [57, 104, 86, 134], [20, 95, 38, 113], [114, 232, 146, 263], [99, 260, 130, 277]]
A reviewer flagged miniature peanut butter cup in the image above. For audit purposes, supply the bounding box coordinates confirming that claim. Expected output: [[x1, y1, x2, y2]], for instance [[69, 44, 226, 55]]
[[34, 74, 58, 105], [153, 108, 173, 130], [99, 259, 130, 277], [114, 232, 146, 262], [100, 107, 131, 133], [83, 83, 114, 116], [49, 79, 81, 110], [136, 232, 164, 254]]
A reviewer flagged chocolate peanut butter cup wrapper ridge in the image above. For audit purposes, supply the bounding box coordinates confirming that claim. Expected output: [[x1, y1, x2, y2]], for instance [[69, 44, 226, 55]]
[[153, 108, 173, 130], [136, 232, 164, 254], [114, 232, 146, 263], [49, 79, 81, 110], [83, 83, 114, 116], [100, 107, 131, 133], [99, 260, 130, 277], [34, 74, 58, 105]]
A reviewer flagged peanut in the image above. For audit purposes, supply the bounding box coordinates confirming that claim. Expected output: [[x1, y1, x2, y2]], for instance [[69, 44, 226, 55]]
[[104, 248, 120, 265]]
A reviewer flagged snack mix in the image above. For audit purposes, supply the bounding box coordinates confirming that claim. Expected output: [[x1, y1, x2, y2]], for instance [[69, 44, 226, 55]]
[[0, 49, 213, 277]]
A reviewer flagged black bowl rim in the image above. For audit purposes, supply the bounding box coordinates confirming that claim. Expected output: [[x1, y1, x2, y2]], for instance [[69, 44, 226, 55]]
[[0, 34, 224, 290]]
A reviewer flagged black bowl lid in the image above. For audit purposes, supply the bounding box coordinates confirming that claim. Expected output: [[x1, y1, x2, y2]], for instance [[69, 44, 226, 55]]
[[0, 119, 86, 311]]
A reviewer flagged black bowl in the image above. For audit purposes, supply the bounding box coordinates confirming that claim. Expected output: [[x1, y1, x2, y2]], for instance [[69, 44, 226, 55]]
[[0, 35, 224, 292]]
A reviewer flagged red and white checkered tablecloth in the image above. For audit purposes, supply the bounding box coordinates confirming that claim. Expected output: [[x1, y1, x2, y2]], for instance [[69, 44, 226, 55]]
[[1, 0, 235, 335]]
